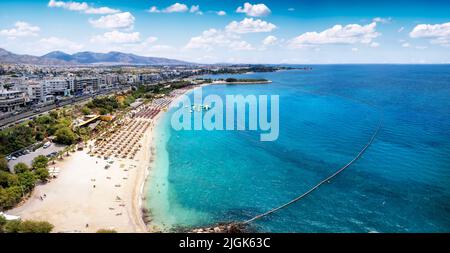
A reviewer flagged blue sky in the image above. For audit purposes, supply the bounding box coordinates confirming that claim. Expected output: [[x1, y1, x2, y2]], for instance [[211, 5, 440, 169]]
[[0, 0, 449, 63]]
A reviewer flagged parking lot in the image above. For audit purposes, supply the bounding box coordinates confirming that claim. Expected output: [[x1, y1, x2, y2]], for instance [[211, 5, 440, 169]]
[[8, 143, 67, 169]]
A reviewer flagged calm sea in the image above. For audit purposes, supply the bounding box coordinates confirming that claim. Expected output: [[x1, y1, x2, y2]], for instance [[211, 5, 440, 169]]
[[146, 65, 450, 232]]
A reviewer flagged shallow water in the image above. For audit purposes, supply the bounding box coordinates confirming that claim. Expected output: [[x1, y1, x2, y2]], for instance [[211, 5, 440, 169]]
[[146, 65, 450, 232]]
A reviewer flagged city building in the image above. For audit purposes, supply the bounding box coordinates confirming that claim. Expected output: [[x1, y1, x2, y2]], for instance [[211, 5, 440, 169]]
[[0, 87, 26, 113]]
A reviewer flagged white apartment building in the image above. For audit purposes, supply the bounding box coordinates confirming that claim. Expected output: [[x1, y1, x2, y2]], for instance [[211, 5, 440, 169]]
[[27, 83, 45, 103], [0, 88, 26, 112], [43, 79, 70, 96]]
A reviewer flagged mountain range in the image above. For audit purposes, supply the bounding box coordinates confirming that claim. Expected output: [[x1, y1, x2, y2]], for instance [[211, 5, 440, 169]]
[[0, 48, 192, 66]]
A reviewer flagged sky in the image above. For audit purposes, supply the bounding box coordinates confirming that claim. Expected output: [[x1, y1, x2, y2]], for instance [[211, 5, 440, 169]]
[[0, 0, 450, 64]]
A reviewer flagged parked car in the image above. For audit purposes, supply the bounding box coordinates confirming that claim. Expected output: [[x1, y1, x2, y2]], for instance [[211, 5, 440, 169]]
[[43, 142, 51, 149], [46, 152, 58, 158]]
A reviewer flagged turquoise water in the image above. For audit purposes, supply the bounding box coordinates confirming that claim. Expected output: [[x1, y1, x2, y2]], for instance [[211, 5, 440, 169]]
[[146, 65, 450, 232]]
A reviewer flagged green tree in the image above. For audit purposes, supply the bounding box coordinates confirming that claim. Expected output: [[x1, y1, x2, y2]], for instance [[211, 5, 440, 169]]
[[0, 171, 19, 188], [49, 111, 59, 119], [18, 220, 54, 233], [99, 108, 109, 115], [2, 219, 21, 233], [35, 115, 55, 125], [17, 171, 36, 192], [0, 219, 54, 233], [54, 127, 77, 145], [96, 229, 117, 233], [81, 106, 91, 115], [14, 163, 30, 174], [32, 155, 48, 170], [0, 125, 35, 155], [0, 186, 22, 209], [0, 215, 6, 232], [0, 156, 8, 172], [34, 168, 49, 182], [35, 130, 46, 141]]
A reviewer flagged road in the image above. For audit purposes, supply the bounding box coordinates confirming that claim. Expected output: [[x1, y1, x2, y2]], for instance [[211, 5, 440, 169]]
[[0, 86, 130, 129]]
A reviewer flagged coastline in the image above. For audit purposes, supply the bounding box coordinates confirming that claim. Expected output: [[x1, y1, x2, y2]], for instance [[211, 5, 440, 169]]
[[140, 82, 210, 232], [6, 83, 209, 233]]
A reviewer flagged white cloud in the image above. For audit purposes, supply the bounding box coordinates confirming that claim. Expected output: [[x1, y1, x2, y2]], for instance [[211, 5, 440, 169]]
[[163, 3, 189, 13], [288, 22, 380, 48], [373, 17, 392, 24], [185, 17, 276, 52], [409, 22, 450, 46], [48, 0, 87, 11], [89, 12, 135, 29], [236, 2, 271, 17], [225, 18, 276, 34], [190, 5, 202, 15], [370, 42, 380, 48], [85, 7, 121, 15], [0, 21, 40, 38], [148, 6, 160, 13], [217, 11, 226, 16], [185, 29, 235, 50], [146, 36, 158, 43], [185, 28, 253, 51], [149, 3, 201, 14], [229, 41, 254, 51], [262, 35, 278, 45], [398, 26, 405, 32], [48, 0, 120, 14], [351, 47, 358, 52], [401, 42, 410, 48], [90, 31, 140, 44], [39, 37, 84, 53]]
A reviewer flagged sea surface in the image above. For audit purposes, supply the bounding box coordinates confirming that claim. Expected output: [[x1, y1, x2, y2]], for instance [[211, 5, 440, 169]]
[[146, 65, 450, 232]]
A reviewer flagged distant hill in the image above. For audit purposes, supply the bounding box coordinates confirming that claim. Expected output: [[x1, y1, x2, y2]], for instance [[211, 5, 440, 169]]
[[0, 48, 193, 66], [0, 48, 68, 65]]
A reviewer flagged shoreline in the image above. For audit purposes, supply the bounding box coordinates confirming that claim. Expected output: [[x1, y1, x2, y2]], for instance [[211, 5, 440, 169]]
[[6, 83, 209, 233], [140, 82, 211, 232]]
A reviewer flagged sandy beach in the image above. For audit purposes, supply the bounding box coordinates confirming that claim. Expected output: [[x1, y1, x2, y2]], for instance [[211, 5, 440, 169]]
[[8, 130, 153, 232], [6, 85, 200, 233]]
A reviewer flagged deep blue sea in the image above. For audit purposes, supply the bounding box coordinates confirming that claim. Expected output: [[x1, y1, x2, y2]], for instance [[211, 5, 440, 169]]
[[146, 65, 450, 232]]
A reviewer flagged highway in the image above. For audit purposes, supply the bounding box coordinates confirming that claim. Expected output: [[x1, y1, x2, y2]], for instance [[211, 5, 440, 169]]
[[0, 86, 130, 129]]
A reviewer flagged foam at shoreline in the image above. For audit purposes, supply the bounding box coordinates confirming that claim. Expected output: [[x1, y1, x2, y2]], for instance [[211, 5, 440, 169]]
[[144, 85, 210, 231]]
